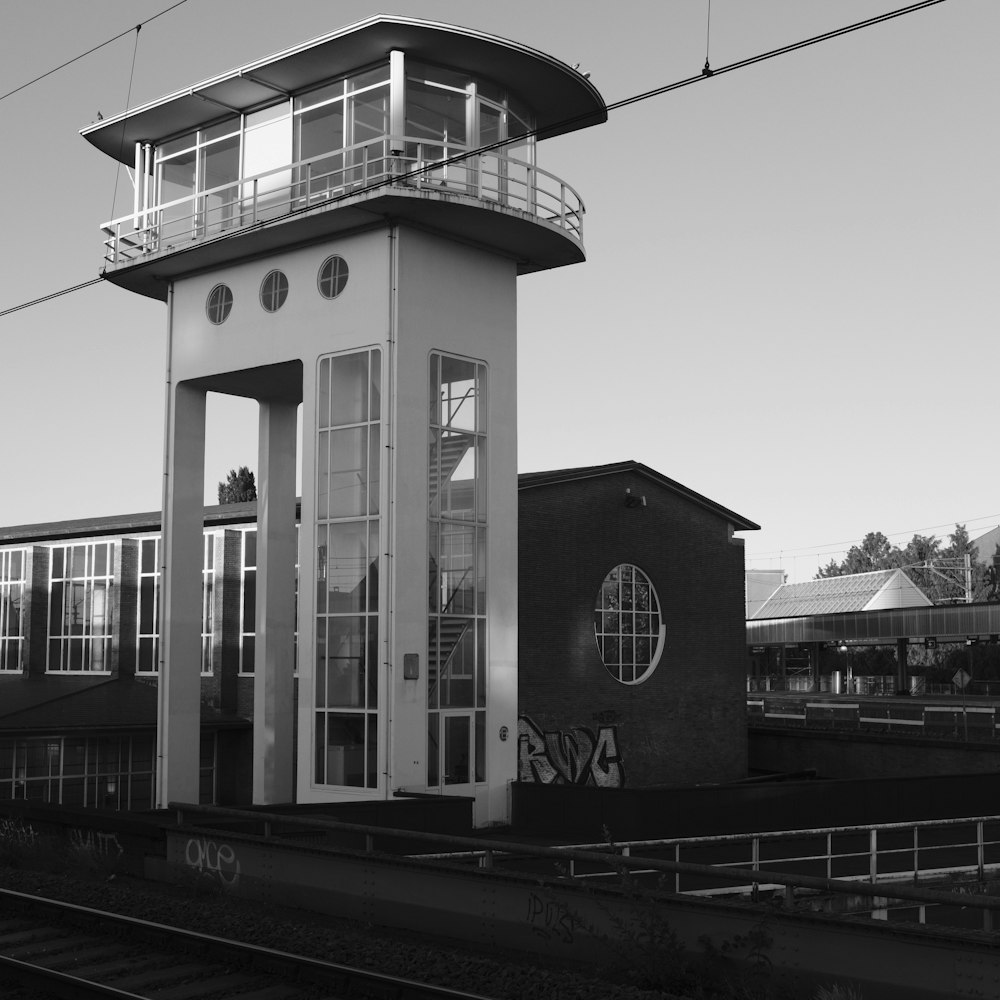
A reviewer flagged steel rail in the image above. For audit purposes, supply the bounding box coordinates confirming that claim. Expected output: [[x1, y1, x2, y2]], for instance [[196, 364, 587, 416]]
[[0, 885, 499, 1000]]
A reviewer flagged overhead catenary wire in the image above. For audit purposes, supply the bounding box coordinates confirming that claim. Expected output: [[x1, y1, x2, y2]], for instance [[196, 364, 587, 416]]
[[0, 0, 190, 105], [0, 0, 951, 319]]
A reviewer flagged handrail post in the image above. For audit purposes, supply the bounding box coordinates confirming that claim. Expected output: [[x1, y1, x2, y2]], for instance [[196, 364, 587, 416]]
[[306, 162, 312, 204], [560, 182, 567, 228], [365, 832, 374, 853], [870, 828, 878, 883], [826, 832, 833, 881], [752, 835, 760, 874], [913, 826, 919, 883], [481, 849, 493, 870], [978, 820, 985, 881], [252, 179, 259, 224], [674, 844, 680, 894]]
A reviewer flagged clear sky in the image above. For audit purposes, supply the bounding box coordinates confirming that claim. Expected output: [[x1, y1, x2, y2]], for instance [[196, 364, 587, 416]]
[[1, 0, 996, 582]]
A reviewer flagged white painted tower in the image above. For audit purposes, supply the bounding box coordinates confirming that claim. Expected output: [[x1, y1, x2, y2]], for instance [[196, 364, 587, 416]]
[[82, 16, 605, 825]]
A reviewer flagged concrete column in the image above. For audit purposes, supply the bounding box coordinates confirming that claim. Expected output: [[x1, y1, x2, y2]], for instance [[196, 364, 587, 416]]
[[896, 637, 909, 695], [157, 380, 207, 807], [253, 399, 298, 804]]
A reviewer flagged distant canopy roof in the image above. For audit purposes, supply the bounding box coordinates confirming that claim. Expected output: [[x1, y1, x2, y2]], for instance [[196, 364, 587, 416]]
[[751, 568, 933, 620], [80, 15, 607, 164]]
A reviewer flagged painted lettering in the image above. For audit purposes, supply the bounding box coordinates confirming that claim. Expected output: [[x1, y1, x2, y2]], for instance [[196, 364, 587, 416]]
[[69, 828, 124, 858], [184, 836, 241, 887], [526, 891, 575, 944], [517, 716, 625, 788]]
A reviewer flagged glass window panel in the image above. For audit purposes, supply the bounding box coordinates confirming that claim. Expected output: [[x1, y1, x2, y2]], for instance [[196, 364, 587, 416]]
[[317, 429, 330, 521], [71, 545, 87, 579], [475, 711, 486, 783], [201, 135, 241, 230], [296, 79, 345, 113], [324, 714, 366, 786], [348, 66, 390, 93], [139, 576, 155, 634], [329, 426, 367, 517], [318, 357, 331, 429], [438, 356, 476, 430], [243, 569, 256, 632], [366, 714, 378, 788], [370, 349, 381, 420], [139, 637, 155, 672], [141, 539, 156, 574], [203, 117, 239, 142], [330, 352, 368, 427], [315, 524, 329, 616], [244, 531, 257, 567], [366, 616, 378, 708], [444, 715, 470, 785], [367, 523, 379, 613], [427, 713, 439, 785], [50, 547, 63, 578], [368, 424, 380, 516], [325, 616, 365, 707], [242, 635, 255, 673], [9, 550, 22, 580], [476, 620, 486, 708], [326, 522, 368, 613]]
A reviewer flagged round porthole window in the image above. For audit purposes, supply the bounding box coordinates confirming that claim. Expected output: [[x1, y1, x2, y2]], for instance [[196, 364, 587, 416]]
[[318, 255, 349, 299], [206, 283, 233, 325], [594, 564, 665, 684], [260, 270, 289, 313]]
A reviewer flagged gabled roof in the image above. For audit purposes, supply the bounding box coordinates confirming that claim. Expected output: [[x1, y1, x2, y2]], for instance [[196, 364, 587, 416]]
[[751, 568, 933, 620], [518, 460, 759, 532]]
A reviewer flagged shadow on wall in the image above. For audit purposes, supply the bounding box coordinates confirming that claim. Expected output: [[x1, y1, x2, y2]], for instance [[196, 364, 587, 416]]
[[517, 715, 625, 787]]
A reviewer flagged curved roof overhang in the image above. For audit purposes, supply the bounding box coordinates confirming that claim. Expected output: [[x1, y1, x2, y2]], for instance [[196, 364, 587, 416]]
[[80, 15, 607, 163]]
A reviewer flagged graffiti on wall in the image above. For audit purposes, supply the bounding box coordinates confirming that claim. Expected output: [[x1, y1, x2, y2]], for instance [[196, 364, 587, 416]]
[[526, 891, 575, 944], [70, 828, 123, 858], [517, 716, 625, 788], [185, 836, 241, 888]]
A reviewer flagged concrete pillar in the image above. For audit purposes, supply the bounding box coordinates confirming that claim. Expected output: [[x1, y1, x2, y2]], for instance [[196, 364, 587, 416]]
[[253, 399, 298, 804], [896, 637, 909, 695], [157, 380, 207, 807]]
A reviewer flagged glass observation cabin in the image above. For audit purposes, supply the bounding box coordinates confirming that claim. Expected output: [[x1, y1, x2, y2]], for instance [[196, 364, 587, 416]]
[[82, 17, 607, 299]]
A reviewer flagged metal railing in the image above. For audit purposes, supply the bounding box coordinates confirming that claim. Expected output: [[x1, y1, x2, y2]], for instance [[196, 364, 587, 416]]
[[101, 136, 585, 267]]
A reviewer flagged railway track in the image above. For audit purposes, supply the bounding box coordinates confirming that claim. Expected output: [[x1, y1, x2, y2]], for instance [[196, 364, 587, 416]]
[[0, 886, 495, 1000]]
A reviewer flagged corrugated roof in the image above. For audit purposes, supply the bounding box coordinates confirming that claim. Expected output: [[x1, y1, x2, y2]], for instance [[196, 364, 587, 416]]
[[751, 568, 932, 619]]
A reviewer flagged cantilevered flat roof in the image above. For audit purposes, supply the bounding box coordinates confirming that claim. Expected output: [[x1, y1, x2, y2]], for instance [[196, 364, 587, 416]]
[[81, 15, 607, 163]]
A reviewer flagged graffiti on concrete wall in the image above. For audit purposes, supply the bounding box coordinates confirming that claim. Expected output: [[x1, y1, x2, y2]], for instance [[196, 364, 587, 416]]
[[70, 828, 123, 858], [517, 716, 625, 788], [185, 836, 241, 888], [526, 890, 575, 944]]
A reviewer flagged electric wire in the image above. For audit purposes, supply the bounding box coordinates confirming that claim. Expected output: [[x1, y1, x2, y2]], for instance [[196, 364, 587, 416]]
[[109, 27, 143, 238], [0, 0, 191, 104], [0, 0, 951, 318]]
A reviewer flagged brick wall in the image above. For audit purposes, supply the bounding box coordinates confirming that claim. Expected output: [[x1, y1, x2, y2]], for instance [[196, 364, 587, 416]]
[[518, 471, 748, 789]]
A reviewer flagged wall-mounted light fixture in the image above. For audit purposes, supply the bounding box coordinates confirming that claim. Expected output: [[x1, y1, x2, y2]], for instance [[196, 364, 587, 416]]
[[624, 488, 646, 508]]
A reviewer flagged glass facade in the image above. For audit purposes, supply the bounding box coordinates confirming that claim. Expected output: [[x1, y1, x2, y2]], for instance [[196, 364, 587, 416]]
[[47, 542, 114, 672], [0, 733, 215, 809], [141, 56, 536, 250], [136, 533, 214, 675], [314, 348, 382, 788], [0, 549, 26, 673], [428, 354, 487, 787]]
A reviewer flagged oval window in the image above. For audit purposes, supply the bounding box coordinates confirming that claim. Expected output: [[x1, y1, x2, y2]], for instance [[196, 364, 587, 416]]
[[206, 283, 233, 324], [594, 564, 665, 684], [260, 270, 289, 312], [318, 255, 349, 299]]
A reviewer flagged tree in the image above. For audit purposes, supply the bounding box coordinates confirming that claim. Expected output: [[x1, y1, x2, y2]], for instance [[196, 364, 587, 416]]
[[218, 466, 257, 504], [816, 531, 901, 577]]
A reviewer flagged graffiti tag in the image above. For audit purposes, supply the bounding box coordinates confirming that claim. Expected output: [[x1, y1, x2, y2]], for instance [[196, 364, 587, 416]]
[[70, 828, 124, 858], [185, 837, 241, 887], [0, 818, 37, 848], [517, 716, 625, 788], [526, 891, 575, 944]]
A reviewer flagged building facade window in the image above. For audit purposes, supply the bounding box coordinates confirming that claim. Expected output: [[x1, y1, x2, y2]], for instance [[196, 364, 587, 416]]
[[317, 255, 349, 298], [47, 542, 114, 673], [0, 733, 216, 809], [206, 283, 233, 324], [427, 353, 487, 788], [240, 529, 256, 674], [0, 549, 26, 673], [259, 269, 289, 312], [137, 533, 215, 675], [314, 347, 381, 789], [594, 564, 665, 684]]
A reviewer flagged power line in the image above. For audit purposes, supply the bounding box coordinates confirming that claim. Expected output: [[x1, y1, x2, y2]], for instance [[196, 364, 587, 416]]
[[0, 280, 104, 318], [0, 0, 951, 317], [0, 0, 191, 105]]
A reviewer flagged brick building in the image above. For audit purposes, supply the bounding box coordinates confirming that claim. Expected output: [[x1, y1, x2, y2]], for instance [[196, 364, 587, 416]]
[[517, 462, 757, 790], [0, 461, 755, 810]]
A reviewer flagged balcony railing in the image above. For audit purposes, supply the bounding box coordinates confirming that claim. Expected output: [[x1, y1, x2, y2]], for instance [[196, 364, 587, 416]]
[[101, 136, 585, 268]]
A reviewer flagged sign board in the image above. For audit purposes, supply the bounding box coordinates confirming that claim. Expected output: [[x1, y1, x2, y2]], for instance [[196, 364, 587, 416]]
[[925, 638, 937, 649], [953, 668, 971, 690]]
